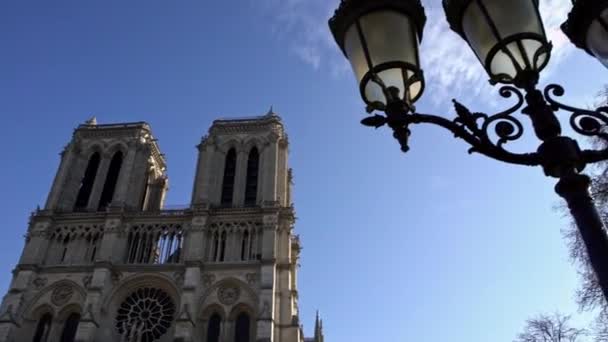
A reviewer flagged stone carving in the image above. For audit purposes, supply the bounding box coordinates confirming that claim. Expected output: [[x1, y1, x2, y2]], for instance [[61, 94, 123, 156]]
[[82, 275, 92, 289], [51, 285, 74, 306], [259, 300, 271, 319], [245, 273, 258, 286], [32, 277, 47, 290], [202, 274, 216, 287], [217, 285, 240, 306], [111, 269, 122, 285], [174, 271, 184, 288], [0, 305, 16, 323]]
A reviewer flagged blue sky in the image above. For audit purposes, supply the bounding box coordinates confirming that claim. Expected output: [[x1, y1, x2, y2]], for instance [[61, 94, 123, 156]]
[[0, 1, 607, 341]]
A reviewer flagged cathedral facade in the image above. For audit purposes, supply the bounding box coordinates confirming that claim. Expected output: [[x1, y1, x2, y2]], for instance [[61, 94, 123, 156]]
[[0, 113, 324, 342]]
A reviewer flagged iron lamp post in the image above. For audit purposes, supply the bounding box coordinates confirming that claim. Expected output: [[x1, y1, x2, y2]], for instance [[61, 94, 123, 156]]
[[562, 0, 608, 69], [329, 0, 608, 301]]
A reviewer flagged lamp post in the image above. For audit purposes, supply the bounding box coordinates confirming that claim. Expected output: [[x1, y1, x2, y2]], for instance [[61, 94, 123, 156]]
[[329, 0, 608, 301], [562, 0, 608, 68]]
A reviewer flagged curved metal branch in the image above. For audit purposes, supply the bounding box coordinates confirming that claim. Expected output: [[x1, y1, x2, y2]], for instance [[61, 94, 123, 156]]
[[545, 84, 608, 140], [408, 112, 540, 166]]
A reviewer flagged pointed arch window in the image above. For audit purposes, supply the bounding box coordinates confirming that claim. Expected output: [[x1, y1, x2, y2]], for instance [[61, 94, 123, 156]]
[[98, 151, 123, 210], [221, 149, 237, 206], [60, 313, 80, 342], [207, 313, 222, 342], [219, 231, 227, 262], [74, 152, 101, 211], [32, 313, 53, 342], [234, 312, 251, 342], [60, 236, 70, 264], [212, 231, 220, 262], [241, 230, 250, 261], [244, 148, 259, 206]]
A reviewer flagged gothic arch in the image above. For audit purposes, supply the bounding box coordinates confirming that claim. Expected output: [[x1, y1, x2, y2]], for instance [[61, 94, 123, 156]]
[[22, 280, 86, 320], [105, 141, 128, 157], [101, 273, 181, 311], [217, 139, 242, 155], [27, 303, 55, 322], [200, 304, 226, 342], [200, 304, 226, 321], [243, 138, 263, 154], [197, 277, 258, 318], [230, 304, 256, 342], [56, 303, 82, 323], [100, 273, 180, 342], [80, 143, 104, 158], [228, 303, 256, 321]]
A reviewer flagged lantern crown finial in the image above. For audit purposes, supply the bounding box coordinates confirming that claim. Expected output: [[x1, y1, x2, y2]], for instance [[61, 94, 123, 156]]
[[329, 0, 427, 55]]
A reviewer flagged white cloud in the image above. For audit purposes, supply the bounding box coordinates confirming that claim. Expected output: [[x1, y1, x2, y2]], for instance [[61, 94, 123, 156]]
[[260, 0, 575, 103]]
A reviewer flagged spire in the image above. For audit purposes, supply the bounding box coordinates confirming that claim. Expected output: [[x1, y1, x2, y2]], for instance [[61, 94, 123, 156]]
[[84, 116, 97, 125], [265, 105, 277, 117], [314, 311, 324, 342]]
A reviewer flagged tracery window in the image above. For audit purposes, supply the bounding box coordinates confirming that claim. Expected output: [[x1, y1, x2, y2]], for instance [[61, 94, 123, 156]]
[[244, 148, 259, 206], [98, 151, 123, 210], [221, 149, 237, 206], [212, 231, 220, 262], [115, 287, 176, 342], [240, 231, 250, 261], [32, 313, 52, 342], [74, 152, 101, 211], [206, 313, 222, 342], [125, 224, 183, 265], [60, 313, 80, 342], [234, 312, 251, 342], [219, 231, 227, 262], [47, 225, 103, 265]]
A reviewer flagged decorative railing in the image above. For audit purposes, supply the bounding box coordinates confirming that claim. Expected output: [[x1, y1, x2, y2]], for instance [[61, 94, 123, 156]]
[[206, 221, 263, 262], [45, 224, 104, 265], [125, 223, 184, 265]]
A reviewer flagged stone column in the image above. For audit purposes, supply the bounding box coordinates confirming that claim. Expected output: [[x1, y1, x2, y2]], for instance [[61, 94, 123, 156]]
[[45, 143, 76, 210], [262, 137, 279, 204], [58, 152, 88, 211], [86, 154, 111, 211], [126, 152, 152, 210], [256, 214, 278, 342], [173, 267, 199, 342], [74, 266, 114, 342], [112, 145, 137, 206], [0, 266, 38, 342], [192, 139, 216, 205], [233, 149, 248, 206], [97, 214, 127, 264], [174, 215, 206, 341], [19, 217, 52, 266], [210, 151, 226, 205], [276, 140, 288, 207]]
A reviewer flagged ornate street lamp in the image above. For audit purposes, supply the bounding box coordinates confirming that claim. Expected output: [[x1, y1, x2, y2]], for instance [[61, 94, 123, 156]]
[[562, 0, 608, 68], [329, 0, 608, 300], [444, 0, 551, 88]]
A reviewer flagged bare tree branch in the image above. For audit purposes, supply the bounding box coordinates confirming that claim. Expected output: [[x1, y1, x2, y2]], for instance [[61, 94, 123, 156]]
[[514, 313, 587, 342]]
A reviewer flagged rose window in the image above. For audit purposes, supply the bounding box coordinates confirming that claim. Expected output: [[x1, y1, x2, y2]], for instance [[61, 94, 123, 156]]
[[115, 287, 176, 342]]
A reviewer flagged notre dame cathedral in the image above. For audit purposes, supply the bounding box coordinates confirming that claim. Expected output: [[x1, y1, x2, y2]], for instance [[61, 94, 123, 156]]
[[0, 112, 325, 342]]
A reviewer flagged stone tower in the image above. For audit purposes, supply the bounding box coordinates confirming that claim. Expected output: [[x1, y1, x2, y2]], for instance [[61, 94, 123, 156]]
[[0, 113, 325, 342]]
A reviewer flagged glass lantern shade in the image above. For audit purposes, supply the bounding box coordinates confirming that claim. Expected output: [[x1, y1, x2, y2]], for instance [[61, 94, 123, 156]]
[[586, 9, 608, 68], [329, 0, 427, 107], [444, 0, 551, 86]]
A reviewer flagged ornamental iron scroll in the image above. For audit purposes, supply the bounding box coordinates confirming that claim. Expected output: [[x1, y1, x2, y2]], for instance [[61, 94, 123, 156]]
[[115, 287, 176, 342], [362, 82, 608, 172]]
